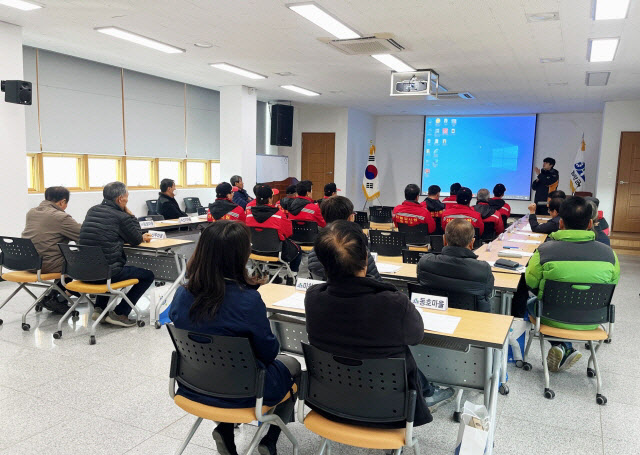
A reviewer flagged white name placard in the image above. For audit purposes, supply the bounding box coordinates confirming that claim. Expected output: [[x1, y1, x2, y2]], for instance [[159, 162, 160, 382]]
[[147, 230, 167, 240], [295, 278, 325, 292], [411, 293, 448, 311], [178, 216, 191, 224], [139, 220, 155, 229]]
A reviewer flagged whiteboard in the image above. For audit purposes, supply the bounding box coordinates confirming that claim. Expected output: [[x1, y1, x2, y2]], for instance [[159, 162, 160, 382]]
[[256, 155, 289, 182]]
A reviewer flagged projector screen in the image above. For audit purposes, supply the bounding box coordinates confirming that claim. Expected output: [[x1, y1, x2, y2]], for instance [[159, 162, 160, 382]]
[[421, 114, 537, 200]]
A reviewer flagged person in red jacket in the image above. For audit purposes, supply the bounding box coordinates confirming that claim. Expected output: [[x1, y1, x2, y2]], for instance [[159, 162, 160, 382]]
[[473, 188, 504, 236], [287, 180, 326, 227], [442, 187, 484, 236], [393, 184, 436, 232], [316, 182, 339, 204], [244, 184, 259, 212], [276, 184, 297, 213], [488, 183, 511, 220], [246, 184, 302, 274], [208, 182, 246, 222], [442, 182, 461, 207]]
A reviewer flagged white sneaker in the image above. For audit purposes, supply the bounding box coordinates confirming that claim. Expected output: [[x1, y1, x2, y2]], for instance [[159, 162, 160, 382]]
[[547, 346, 564, 372], [560, 349, 582, 371]]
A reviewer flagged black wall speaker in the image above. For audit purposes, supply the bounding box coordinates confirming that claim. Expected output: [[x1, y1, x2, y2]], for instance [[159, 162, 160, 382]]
[[1, 80, 32, 105], [270, 104, 294, 147]]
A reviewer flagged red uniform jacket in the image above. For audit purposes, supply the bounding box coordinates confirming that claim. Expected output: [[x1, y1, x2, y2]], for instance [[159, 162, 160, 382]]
[[287, 196, 326, 227], [473, 202, 505, 234], [489, 197, 511, 219], [208, 199, 246, 222], [392, 200, 436, 232], [442, 195, 458, 208], [421, 197, 446, 219], [442, 204, 485, 236], [246, 199, 257, 210], [245, 205, 292, 241]]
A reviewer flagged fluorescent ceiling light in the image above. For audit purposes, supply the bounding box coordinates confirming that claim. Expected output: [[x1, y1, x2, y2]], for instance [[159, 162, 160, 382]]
[[525, 12, 559, 22], [593, 0, 630, 20], [287, 2, 360, 39], [281, 85, 320, 96], [588, 38, 619, 62], [95, 27, 185, 54], [0, 0, 42, 10], [210, 63, 266, 80], [371, 54, 415, 72], [540, 57, 565, 63]]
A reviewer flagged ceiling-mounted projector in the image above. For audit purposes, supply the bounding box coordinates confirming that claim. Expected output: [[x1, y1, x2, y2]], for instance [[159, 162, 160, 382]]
[[390, 70, 439, 97]]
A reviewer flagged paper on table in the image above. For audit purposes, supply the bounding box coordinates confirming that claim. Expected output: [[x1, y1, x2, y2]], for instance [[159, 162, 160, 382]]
[[272, 293, 306, 310], [499, 250, 534, 257], [162, 220, 180, 224], [420, 312, 461, 334], [376, 263, 402, 274], [519, 224, 532, 232], [487, 261, 527, 273], [515, 231, 543, 237], [505, 238, 540, 244]]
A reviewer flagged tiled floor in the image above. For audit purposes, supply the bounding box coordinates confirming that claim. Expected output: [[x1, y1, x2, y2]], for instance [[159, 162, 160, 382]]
[[0, 254, 638, 455]]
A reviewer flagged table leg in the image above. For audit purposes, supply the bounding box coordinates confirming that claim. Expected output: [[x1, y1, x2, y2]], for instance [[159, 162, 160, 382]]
[[500, 291, 514, 387], [485, 341, 505, 455]]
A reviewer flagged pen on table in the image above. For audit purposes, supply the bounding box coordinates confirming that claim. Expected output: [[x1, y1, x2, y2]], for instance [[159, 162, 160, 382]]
[[502, 246, 520, 249]]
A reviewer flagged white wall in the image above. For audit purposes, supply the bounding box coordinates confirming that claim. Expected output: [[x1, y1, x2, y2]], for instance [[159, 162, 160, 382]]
[[346, 109, 376, 209], [596, 100, 640, 225]]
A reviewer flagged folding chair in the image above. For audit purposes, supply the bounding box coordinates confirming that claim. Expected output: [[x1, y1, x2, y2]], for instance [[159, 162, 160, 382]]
[[521, 280, 615, 405], [197, 207, 207, 216], [481, 222, 496, 243], [298, 343, 420, 455], [369, 206, 394, 223], [248, 227, 294, 283], [401, 249, 428, 264], [167, 325, 299, 455], [57, 244, 145, 344], [0, 236, 73, 329], [353, 211, 370, 229], [146, 199, 158, 216], [397, 223, 430, 246], [291, 221, 319, 246], [369, 230, 406, 257], [429, 235, 444, 253], [183, 197, 203, 214], [137, 215, 165, 222]]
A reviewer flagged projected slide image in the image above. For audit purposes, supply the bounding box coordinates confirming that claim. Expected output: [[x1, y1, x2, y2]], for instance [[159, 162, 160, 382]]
[[421, 115, 537, 200]]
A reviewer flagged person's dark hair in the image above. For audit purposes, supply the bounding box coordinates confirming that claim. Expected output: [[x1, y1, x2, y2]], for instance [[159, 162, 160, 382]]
[[324, 182, 337, 197], [103, 181, 127, 201], [456, 187, 473, 205], [404, 184, 420, 201], [548, 197, 562, 214], [216, 182, 233, 198], [428, 185, 441, 196], [230, 175, 242, 186], [493, 183, 506, 197], [185, 221, 254, 323], [160, 178, 175, 193], [543, 157, 556, 167], [44, 186, 70, 203], [296, 180, 312, 196], [444, 219, 475, 247], [314, 220, 368, 281], [559, 196, 592, 230], [450, 182, 461, 195], [285, 184, 297, 195], [548, 190, 566, 200], [320, 196, 354, 223], [255, 184, 274, 205]]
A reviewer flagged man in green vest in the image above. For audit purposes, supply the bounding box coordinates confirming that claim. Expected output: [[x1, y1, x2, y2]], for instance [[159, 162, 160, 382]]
[[525, 196, 620, 372]]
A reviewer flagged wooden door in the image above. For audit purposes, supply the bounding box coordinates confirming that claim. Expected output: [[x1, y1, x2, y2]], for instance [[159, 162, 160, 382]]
[[301, 133, 335, 200], [613, 132, 640, 232]]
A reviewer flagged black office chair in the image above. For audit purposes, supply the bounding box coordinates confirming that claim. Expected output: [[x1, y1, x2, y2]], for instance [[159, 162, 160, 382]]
[[369, 230, 406, 257], [402, 249, 428, 264], [501, 215, 509, 229], [183, 197, 203, 214], [354, 211, 370, 229], [432, 217, 444, 235], [481, 222, 496, 242], [291, 221, 319, 246], [397, 223, 430, 246], [138, 215, 165, 222], [167, 326, 299, 455], [369, 206, 394, 223], [407, 282, 479, 312], [522, 280, 615, 405], [146, 199, 158, 216], [429, 235, 444, 253], [248, 227, 293, 283], [298, 343, 420, 454]]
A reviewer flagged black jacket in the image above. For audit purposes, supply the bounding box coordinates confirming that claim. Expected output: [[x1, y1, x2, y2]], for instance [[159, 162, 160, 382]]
[[528, 214, 560, 234], [307, 249, 381, 281], [279, 196, 295, 212], [79, 199, 144, 276], [287, 197, 313, 216], [209, 199, 241, 220], [305, 277, 432, 427], [423, 197, 445, 213], [232, 188, 252, 209], [532, 168, 559, 203], [417, 246, 494, 312], [157, 193, 187, 220], [474, 201, 498, 219]]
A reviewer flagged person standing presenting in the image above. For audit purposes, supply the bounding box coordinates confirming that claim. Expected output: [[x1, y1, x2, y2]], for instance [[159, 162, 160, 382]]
[[532, 157, 559, 215]]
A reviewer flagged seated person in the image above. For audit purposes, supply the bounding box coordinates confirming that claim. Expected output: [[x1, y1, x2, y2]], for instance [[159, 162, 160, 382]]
[[421, 184, 445, 234], [79, 182, 155, 327], [276, 184, 297, 212], [417, 219, 494, 312], [473, 188, 505, 236], [230, 175, 254, 209], [525, 196, 620, 372], [157, 178, 187, 219], [208, 182, 246, 222], [548, 190, 566, 200], [586, 196, 610, 236], [392, 184, 436, 232], [488, 183, 511, 222], [316, 182, 338, 204], [287, 180, 326, 227], [244, 184, 259, 211], [169, 221, 300, 455], [587, 200, 610, 245], [442, 187, 484, 236], [245, 184, 302, 275], [21, 186, 82, 314], [308, 196, 381, 281], [527, 197, 562, 234], [442, 182, 461, 207], [305, 220, 454, 428]]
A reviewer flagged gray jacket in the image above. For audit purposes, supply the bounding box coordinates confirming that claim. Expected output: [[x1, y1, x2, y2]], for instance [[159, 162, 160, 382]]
[[308, 249, 381, 281]]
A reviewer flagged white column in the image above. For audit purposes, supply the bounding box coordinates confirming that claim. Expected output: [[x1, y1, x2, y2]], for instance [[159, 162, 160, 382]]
[[220, 86, 257, 194], [0, 22, 28, 236]]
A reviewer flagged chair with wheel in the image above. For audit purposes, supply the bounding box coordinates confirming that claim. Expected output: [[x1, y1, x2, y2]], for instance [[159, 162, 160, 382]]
[[353, 211, 370, 229], [57, 244, 145, 344], [369, 230, 406, 257], [291, 221, 319, 253], [397, 223, 429, 246], [480, 222, 496, 243], [401, 249, 428, 264], [429, 235, 444, 253], [520, 280, 616, 405], [183, 197, 203, 214], [248, 227, 294, 283], [298, 342, 421, 455], [167, 325, 299, 455], [0, 236, 73, 330], [146, 199, 158, 216]]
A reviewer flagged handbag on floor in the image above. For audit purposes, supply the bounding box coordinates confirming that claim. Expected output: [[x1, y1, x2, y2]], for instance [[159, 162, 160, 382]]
[[454, 401, 490, 455]]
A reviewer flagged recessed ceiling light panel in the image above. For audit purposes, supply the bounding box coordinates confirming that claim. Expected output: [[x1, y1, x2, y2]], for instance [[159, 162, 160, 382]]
[[275, 72, 294, 77], [371, 54, 415, 72], [0, 0, 42, 10], [209, 63, 267, 80], [540, 57, 565, 63], [287, 2, 360, 39], [194, 42, 213, 48], [281, 85, 320, 96], [588, 38, 619, 62], [593, 0, 630, 20], [585, 71, 610, 86], [95, 27, 185, 54], [526, 12, 560, 22]]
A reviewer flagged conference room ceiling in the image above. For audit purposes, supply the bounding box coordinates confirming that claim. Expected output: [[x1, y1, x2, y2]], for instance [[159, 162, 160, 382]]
[[3, 0, 640, 115]]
